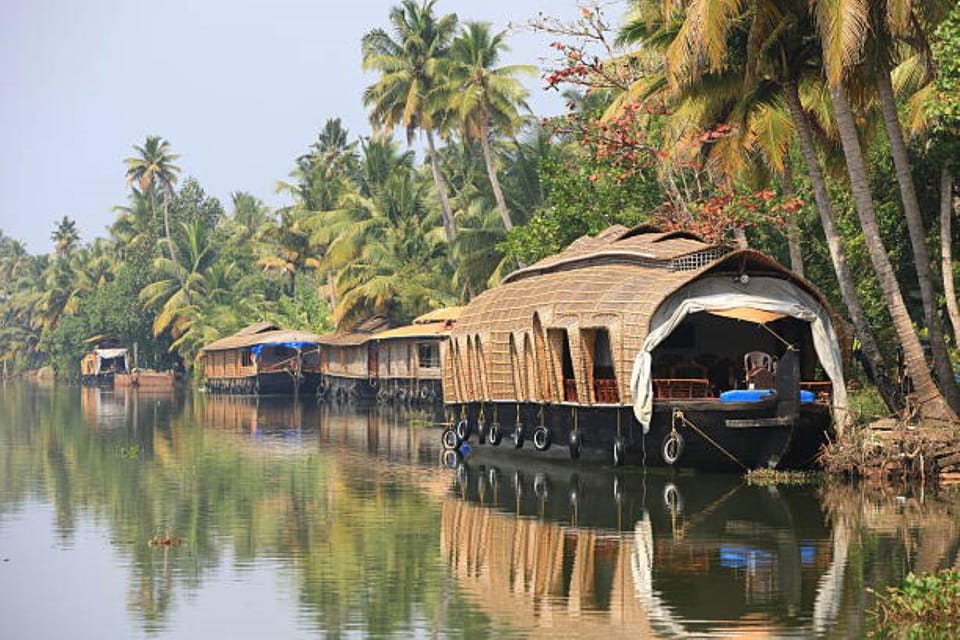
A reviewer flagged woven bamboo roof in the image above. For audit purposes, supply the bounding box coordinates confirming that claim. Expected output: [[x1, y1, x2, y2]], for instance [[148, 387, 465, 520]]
[[414, 306, 464, 324], [502, 225, 724, 285], [317, 316, 391, 347], [372, 321, 455, 341], [201, 325, 324, 352], [235, 321, 281, 336], [459, 228, 831, 338]]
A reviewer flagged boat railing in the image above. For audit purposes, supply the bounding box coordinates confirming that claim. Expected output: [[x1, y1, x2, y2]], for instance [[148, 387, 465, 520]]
[[594, 378, 620, 403], [652, 378, 712, 399]]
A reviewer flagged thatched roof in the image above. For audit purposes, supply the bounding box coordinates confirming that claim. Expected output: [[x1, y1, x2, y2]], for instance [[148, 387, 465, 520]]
[[447, 225, 841, 403], [414, 306, 464, 325], [316, 316, 391, 347], [201, 324, 324, 353], [459, 227, 832, 339], [502, 225, 728, 285]]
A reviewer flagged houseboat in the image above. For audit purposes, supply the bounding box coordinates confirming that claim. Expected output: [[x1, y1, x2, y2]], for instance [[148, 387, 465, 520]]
[[80, 339, 129, 387], [440, 225, 849, 471], [368, 307, 462, 404], [316, 316, 391, 401], [200, 322, 324, 394]]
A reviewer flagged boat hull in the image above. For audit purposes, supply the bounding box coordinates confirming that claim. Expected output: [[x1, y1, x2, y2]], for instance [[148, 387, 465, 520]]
[[444, 399, 832, 471], [205, 371, 320, 395]]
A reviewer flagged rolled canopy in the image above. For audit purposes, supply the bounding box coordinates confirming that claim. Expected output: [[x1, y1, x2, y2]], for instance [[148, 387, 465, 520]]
[[629, 276, 847, 431]]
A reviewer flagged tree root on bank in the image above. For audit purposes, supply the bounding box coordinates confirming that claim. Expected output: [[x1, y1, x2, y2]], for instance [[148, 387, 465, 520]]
[[819, 420, 960, 484]]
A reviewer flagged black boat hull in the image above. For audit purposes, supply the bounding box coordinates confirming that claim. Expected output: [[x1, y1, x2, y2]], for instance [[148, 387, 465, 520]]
[[444, 399, 832, 471]]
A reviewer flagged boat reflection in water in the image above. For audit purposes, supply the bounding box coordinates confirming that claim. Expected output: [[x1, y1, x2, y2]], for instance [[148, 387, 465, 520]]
[[80, 385, 182, 432], [198, 393, 444, 465], [442, 459, 848, 638]]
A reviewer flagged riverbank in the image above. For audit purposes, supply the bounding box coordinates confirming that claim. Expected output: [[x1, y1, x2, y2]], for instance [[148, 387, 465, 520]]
[[820, 418, 960, 484]]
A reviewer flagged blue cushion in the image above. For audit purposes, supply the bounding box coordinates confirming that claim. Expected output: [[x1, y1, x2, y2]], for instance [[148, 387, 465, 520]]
[[719, 389, 817, 403], [720, 389, 774, 402]]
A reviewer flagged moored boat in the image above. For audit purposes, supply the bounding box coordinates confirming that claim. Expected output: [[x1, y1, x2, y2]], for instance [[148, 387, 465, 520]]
[[200, 322, 324, 394], [440, 225, 849, 471], [315, 316, 392, 401], [80, 339, 129, 387], [367, 307, 462, 404]]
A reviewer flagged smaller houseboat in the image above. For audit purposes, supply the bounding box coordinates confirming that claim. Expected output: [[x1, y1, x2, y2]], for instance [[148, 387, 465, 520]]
[[200, 322, 324, 394], [316, 316, 391, 401], [368, 307, 462, 404], [80, 338, 129, 386]]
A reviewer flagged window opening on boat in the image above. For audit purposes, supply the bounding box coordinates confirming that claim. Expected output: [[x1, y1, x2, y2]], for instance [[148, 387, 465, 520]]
[[560, 331, 577, 402], [418, 342, 440, 369], [523, 334, 537, 402], [509, 334, 524, 399], [589, 328, 619, 403]]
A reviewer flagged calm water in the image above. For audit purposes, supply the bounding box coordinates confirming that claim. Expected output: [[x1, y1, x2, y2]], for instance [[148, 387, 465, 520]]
[[1, 383, 958, 639]]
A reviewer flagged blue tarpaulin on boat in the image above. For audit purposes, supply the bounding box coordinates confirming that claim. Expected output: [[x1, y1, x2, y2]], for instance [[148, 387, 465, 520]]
[[720, 389, 816, 403], [249, 342, 317, 356]]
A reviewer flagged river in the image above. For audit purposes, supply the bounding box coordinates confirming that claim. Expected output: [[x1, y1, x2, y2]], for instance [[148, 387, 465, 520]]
[[0, 383, 957, 638]]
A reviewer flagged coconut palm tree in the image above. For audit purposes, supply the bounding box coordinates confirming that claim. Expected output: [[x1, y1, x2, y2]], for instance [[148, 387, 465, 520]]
[[443, 22, 535, 230], [139, 219, 217, 340], [110, 189, 160, 262], [361, 0, 459, 243], [257, 209, 321, 297], [124, 136, 181, 262], [852, 1, 959, 409], [50, 216, 80, 258], [319, 141, 452, 325], [616, 0, 903, 416], [814, 0, 958, 419]]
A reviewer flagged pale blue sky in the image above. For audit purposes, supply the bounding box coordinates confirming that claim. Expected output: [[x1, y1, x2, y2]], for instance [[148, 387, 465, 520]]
[[0, 0, 594, 253]]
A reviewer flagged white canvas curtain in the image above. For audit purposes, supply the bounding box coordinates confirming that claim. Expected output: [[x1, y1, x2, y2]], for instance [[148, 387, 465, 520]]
[[94, 348, 128, 375], [628, 276, 847, 431]]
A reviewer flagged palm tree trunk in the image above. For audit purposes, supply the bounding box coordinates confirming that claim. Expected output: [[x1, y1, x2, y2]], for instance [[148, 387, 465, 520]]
[[479, 118, 513, 230], [327, 269, 338, 310], [782, 157, 804, 277], [941, 169, 960, 348], [162, 192, 176, 264], [424, 129, 457, 243], [829, 82, 957, 422], [783, 82, 898, 417], [876, 71, 960, 410]]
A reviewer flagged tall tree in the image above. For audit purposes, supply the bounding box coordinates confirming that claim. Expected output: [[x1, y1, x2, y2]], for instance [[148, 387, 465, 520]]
[[814, 1, 958, 419], [362, 0, 459, 243], [617, 0, 901, 414], [862, 1, 959, 409], [445, 22, 535, 230], [124, 137, 181, 262], [50, 216, 80, 258]]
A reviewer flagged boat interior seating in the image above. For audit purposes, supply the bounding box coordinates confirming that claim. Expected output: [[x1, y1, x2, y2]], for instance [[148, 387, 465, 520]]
[[744, 351, 775, 388], [652, 377, 712, 399]]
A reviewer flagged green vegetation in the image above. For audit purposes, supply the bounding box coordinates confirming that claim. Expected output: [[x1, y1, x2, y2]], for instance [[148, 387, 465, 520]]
[[869, 569, 960, 639], [744, 468, 820, 486], [1, 1, 959, 420]]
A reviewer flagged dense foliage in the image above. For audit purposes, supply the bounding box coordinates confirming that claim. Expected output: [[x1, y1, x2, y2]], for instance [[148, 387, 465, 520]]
[[1, 1, 958, 416]]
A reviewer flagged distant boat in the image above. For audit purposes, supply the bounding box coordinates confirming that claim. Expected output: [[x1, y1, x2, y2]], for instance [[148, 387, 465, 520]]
[[315, 307, 461, 404], [80, 337, 129, 387], [199, 322, 324, 395], [441, 225, 848, 471]]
